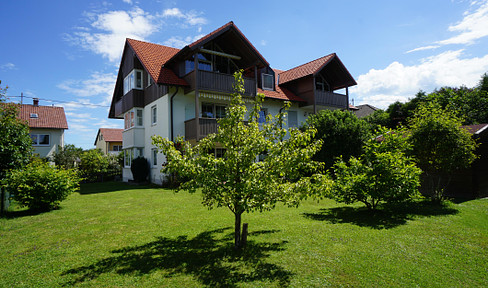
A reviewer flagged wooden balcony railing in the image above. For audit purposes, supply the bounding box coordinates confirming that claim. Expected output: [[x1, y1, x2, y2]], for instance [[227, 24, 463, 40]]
[[185, 118, 218, 141], [184, 70, 256, 96], [315, 90, 347, 108], [113, 89, 144, 117]]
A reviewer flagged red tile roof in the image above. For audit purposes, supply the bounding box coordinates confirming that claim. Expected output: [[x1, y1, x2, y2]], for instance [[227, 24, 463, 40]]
[[279, 54, 336, 84], [19, 104, 68, 129], [127, 39, 188, 86], [258, 69, 305, 102], [98, 128, 123, 142]]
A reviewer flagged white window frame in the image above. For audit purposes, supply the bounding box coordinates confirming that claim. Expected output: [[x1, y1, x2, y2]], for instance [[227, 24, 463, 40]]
[[124, 149, 133, 168], [152, 148, 158, 167], [136, 109, 143, 127], [30, 133, 50, 146], [123, 69, 143, 95], [287, 111, 298, 128], [262, 74, 274, 90], [151, 105, 157, 125]]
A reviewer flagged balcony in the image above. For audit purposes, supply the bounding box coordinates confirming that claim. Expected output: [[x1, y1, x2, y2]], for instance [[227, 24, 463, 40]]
[[114, 89, 144, 117], [315, 90, 347, 108], [184, 70, 256, 96], [184, 118, 218, 141]]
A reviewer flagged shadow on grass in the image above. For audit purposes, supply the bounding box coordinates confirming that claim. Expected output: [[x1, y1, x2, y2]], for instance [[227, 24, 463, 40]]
[[62, 227, 291, 287], [303, 200, 459, 229], [79, 181, 155, 195], [2, 207, 53, 219]]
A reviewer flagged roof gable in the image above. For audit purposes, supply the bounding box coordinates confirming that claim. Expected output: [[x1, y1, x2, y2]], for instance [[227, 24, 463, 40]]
[[170, 21, 269, 70], [19, 104, 68, 129], [279, 54, 357, 90], [127, 39, 188, 86], [95, 128, 123, 145], [258, 69, 305, 102]]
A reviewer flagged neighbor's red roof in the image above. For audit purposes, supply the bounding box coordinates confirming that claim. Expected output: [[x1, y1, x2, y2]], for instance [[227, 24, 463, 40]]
[[99, 128, 123, 142], [127, 38, 188, 86], [19, 104, 68, 129], [279, 54, 336, 84]]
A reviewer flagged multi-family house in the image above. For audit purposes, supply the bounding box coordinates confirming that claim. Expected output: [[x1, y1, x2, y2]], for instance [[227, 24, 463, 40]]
[[108, 21, 357, 184], [94, 128, 123, 155], [19, 98, 68, 158]]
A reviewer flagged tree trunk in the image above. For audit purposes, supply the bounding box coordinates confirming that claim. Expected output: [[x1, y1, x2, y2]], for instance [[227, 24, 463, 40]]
[[234, 212, 242, 249]]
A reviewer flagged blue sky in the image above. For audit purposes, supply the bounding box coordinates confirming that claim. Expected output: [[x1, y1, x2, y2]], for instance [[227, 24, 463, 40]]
[[1, 0, 488, 149]]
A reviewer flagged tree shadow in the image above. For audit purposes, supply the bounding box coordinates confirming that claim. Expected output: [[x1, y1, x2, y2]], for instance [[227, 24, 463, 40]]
[[302, 200, 458, 229], [62, 227, 291, 287], [79, 181, 154, 195]]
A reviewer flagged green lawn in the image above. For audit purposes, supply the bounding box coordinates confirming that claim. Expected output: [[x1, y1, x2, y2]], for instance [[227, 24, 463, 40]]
[[1, 182, 487, 287]]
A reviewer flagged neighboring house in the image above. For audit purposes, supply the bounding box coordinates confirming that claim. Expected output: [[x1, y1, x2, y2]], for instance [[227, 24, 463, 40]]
[[442, 124, 488, 199], [354, 104, 379, 118], [108, 21, 357, 184], [19, 98, 68, 158], [94, 128, 123, 155]]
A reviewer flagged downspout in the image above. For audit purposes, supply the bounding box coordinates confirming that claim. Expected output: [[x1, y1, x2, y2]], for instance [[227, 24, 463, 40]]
[[170, 86, 179, 142]]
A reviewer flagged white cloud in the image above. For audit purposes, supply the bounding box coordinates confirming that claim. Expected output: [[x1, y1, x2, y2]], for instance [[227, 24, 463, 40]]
[[353, 49, 488, 108], [164, 34, 206, 48], [68, 7, 159, 62], [122, 0, 132, 4], [1, 63, 17, 71], [161, 8, 207, 26], [57, 72, 116, 105], [260, 40, 267, 46], [409, 1, 488, 52]]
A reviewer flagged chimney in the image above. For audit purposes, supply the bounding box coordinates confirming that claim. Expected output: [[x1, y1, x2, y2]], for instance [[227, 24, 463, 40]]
[[33, 98, 39, 106]]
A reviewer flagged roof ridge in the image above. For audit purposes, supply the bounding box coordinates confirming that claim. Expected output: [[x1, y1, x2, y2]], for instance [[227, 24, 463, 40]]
[[279, 53, 336, 75]]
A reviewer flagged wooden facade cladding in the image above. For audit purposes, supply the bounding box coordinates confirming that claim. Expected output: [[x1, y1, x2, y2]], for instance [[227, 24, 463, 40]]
[[113, 89, 144, 117], [315, 90, 348, 108], [183, 70, 256, 96]]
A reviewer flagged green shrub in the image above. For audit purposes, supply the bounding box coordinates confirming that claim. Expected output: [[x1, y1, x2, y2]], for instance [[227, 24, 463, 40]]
[[331, 127, 422, 210], [3, 159, 81, 211], [131, 157, 149, 182]]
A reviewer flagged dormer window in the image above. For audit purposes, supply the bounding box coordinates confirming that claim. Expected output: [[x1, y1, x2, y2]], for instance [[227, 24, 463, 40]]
[[262, 74, 274, 90], [30, 113, 38, 118], [123, 69, 143, 95]]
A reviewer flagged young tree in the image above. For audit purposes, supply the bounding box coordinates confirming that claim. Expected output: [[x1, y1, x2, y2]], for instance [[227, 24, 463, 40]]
[[331, 127, 421, 210], [51, 144, 83, 169], [303, 109, 371, 170], [0, 82, 33, 181], [407, 102, 477, 201], [153, 71, 327, 249]]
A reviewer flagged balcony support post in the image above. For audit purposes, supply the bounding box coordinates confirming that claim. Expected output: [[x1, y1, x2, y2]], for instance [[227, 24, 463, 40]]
[[194, 53, 200, 141], [346, 87, 349, 111], [313, 75, 317, 114]]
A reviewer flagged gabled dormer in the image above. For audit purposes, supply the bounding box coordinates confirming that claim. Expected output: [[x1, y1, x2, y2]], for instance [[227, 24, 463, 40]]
[[278, 53, 357, 111], [166, 21, 272, 97]]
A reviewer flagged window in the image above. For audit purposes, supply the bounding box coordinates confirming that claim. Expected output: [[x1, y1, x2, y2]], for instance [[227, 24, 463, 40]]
[[258, 108, 268, 123], [136, 109, 143, 126], [262, 74, 274, 90], [151, 106, 157, 125], [124, 109, 143, 129], [201, 103, 226, 118], [123, 69, 143, 95], [124, 111, 134, 129], [152, 149, 158, 166], [147, 73, 153, 87], [112, 145, 122, 152], [124, 149, 132, 167], [287, 111, 298, 128], [30, 134, 50, 146], [124, 148, 143, 168], [30, 113, 38, 118]]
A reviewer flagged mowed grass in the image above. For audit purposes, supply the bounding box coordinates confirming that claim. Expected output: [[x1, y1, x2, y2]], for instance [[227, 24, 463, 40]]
[[1, 182, 487, 287]]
